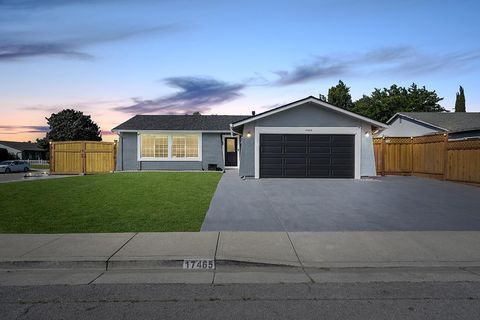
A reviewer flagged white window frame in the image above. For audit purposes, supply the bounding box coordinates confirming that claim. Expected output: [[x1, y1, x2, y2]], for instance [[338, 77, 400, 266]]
[[254, 127, 361, 179], [137, 131, 202, 161]]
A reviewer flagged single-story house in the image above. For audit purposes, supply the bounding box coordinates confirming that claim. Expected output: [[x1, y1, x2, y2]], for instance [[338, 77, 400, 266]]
[[112, 96, 387, 179], [0, 140, 47, 160], [378, 112, 480, 140]]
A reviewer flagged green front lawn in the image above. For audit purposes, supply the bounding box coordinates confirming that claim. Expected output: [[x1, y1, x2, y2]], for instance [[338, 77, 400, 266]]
[[0, 172, 222, 233]]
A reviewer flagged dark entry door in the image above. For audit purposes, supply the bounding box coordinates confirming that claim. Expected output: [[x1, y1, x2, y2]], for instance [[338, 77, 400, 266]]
[[259, 134, 355, 178], [224, 137, 238, 167]]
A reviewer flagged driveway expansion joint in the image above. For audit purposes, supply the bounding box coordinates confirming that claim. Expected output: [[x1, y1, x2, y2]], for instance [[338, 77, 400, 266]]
[[105, 233, 138, 271]]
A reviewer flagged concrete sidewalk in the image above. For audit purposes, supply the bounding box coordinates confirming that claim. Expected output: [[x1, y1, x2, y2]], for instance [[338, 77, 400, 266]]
[[2, 231, 480, 270]]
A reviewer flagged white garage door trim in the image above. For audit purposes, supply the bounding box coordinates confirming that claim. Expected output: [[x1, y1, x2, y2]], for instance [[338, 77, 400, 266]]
[[254, 127, 361, 179]]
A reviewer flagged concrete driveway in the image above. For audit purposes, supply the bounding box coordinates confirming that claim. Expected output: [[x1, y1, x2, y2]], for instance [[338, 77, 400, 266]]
[[201, 170, 480, 231]]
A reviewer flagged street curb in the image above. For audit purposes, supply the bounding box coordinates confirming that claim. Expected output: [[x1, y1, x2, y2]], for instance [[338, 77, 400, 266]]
[[3, 258, 480, 271], [0, 260, 107, 270]]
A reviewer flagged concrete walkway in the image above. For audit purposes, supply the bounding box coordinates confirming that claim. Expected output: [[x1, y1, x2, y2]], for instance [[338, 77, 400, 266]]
[[2, 231, 480, 269], [202, 170, 480, 231]]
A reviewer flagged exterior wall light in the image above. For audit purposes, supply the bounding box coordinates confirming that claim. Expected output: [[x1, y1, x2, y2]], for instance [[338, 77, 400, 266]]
[[246, 132, 252, 138], [365, 131, 370, 138]]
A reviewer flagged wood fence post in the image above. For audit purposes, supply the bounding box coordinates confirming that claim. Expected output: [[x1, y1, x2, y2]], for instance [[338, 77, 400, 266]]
[[49, 142, 54, 174], [443, 133, 448, 180], [82, 141, 86, 174], [410, 137, 414, 176], [381, 137, 386, 176], [113, 140, 117, 172]]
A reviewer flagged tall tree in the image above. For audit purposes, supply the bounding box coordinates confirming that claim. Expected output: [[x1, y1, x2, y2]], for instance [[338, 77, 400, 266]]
[[37, 109, 102, 150], [352, 83, 446, 123], [327, 80, 354, 110], [454, 86, 466, 112]]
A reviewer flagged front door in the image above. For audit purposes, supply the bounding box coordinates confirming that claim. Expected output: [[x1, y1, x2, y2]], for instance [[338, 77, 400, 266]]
[[224, 137, 238, 167]]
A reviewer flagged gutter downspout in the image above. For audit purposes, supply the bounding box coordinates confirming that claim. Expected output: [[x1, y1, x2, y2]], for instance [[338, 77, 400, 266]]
[[230, 123, 245, 178], [230, 123, 243, 136]]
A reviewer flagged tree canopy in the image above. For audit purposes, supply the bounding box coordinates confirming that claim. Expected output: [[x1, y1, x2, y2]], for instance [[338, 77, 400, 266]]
[[351, 83, 446, 123], [37, 109, 101, 150], [327, 80, 354, 110], [454, 86, 466, 112]]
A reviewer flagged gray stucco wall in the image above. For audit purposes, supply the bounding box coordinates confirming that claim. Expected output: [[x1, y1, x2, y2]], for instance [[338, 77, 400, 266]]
[[238, 102, 377, 177], [379, 116, 440, 137], [116, 132, 224, 171]]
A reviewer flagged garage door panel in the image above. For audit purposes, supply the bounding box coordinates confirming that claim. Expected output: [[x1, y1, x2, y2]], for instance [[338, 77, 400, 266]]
[[284, 168, 307, 177], [309, 158, 331, 165], [331, 169, 354, 178], [332, 135, 354, 143], [284, 158, 307, 165], [260, 157, 283, 165], [259, 134, 355, 178], [285, 135, 307, 142], [331, 146, 354, 154], [331, 158, 354, 165], [261, 135, 283, 142], [284, 146, 307, 154], [309, 135, 331, 143], [309, 146, 331, 154], [261, 146, 282, 154], [307, 169, 331, 178]]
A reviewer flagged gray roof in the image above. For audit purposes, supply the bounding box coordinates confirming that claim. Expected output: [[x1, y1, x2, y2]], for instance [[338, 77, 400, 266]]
[[112, 114, 249, 132], [393, 112, 480, 132], [0, 140, 45, 152]]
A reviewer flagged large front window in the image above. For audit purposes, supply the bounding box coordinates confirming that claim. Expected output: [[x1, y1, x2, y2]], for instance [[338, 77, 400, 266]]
[[141, 135, 168, 158], [139, 133, 200, 160]]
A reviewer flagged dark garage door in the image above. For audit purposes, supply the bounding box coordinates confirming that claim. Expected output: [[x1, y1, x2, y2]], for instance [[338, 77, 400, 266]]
[[260, 134, 355, 178]]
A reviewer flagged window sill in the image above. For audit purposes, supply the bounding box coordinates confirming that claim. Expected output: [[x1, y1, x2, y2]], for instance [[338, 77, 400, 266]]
[[138, 158, 202, 162]]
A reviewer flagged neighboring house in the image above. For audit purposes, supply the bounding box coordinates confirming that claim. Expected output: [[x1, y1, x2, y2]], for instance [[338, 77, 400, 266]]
[[379, 112, 480, 140], [0, 140, 47, 160], [112, 96, 387, 179]]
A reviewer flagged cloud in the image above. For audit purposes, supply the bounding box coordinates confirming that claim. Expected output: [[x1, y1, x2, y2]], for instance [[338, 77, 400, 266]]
[[115, 77, 246, 114], [0, 43, 93, 61], [0, 25, 178, 61], [0, 125, 49, 134], [274, 47, 480, 85], [0, 0, 116, 9]]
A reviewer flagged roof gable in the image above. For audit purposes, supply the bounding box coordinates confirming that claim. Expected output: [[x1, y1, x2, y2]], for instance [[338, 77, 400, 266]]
[[231, 96, 387, 128], [388, 112, 480, 132], [0, 140, 44, 151]]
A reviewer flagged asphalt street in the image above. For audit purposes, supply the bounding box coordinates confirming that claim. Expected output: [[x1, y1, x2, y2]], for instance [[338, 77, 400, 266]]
[[1, 282, 480, 319]]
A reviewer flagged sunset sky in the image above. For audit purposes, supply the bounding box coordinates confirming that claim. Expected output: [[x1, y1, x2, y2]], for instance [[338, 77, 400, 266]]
[[1, 0, 479, 143]]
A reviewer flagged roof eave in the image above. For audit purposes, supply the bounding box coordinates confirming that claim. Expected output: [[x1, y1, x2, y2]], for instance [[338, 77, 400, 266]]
[[112, 129, 232, 133]]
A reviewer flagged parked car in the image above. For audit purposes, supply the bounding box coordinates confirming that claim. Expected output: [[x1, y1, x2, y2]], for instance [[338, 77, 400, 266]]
[[0, 160, 30, 173]]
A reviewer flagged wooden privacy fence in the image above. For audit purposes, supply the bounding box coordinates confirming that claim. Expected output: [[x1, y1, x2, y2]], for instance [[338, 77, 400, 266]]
[[373, 134, 480, 184], [50, 141, 117, 174]]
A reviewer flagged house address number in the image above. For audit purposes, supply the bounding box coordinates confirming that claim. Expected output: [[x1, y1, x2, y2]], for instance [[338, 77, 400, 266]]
[[183, 259, 215, 270]]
